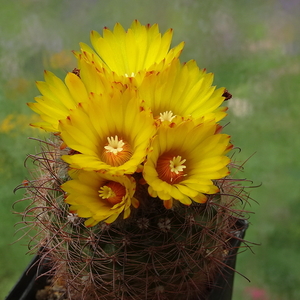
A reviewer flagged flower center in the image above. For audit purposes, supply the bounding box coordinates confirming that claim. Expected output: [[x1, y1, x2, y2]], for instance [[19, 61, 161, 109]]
[[104, 135, 124, 154], [159, 111, 176, 122], [102, 135, 132, 167], [156, 154, 187, 184], [99, 181, 126, 205], [170, 156, 187, 174]]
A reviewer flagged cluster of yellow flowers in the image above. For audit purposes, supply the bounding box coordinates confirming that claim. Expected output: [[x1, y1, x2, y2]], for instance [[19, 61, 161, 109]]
[[28, 20, 232, 227]]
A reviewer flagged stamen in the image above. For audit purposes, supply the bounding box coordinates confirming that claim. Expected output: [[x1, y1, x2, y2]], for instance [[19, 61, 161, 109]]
[[125, 72, 135, 77], [102, 135, 133, 167], [104, 135, 125, 154], [170, 156, 186, 174], [99, 186, 115, 199], [156, 154, 187, 184], [98, 182, 126, 205], [159, 111, 176, 122]]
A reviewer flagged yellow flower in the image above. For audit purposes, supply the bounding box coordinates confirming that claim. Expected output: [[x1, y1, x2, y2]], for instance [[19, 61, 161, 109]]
[[28, 20, 185, 132], [143, 120, 232, 208], [61, 170, 138, 226], [27, 66, 120, 132], [138, 59, 228, 124], [74, 20, 184, 85], [27, 70, 89, 132], [59, 87, 157, 175]]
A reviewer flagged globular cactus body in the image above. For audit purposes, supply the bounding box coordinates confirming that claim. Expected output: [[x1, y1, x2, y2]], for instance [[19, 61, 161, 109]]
[[19, 135, 246, 300], [16, 20, 250, 300]]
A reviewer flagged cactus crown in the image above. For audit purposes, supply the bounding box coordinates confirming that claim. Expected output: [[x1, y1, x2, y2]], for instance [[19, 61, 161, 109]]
[[16, 20, 251, 300]]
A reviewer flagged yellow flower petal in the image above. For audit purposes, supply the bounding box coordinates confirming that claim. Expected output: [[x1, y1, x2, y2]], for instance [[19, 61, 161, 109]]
[[64, 72, 89, 104]]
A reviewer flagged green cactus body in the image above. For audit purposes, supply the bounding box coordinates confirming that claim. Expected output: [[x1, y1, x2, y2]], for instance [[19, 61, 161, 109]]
[[18, 135, 247, 300]]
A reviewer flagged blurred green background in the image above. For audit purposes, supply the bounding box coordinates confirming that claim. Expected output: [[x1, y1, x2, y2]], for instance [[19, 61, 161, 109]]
[[1, 0, 299, 299]]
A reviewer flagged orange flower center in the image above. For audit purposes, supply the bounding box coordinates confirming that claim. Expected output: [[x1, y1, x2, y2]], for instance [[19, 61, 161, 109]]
[[156, 154, 187, 184], [99, 181, 126, 205], [102, 135, 132, 167]]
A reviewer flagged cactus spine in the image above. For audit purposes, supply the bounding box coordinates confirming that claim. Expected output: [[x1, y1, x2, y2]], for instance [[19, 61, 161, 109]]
[[17, 135, 248, 300]]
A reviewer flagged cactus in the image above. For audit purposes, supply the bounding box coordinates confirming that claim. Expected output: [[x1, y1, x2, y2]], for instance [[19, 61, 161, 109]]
[[15, 20, 250, 300]]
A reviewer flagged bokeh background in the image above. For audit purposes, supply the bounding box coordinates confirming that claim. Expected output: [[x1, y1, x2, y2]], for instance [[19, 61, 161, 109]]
[[1, 1, 299, 299]]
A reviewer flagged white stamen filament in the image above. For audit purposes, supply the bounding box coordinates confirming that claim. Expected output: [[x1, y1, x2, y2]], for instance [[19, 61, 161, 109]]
[[159, 111, 176, 122], [104, 135, 125, 155], [125, 72, 135, 77], [170, 156, 186, 174]]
